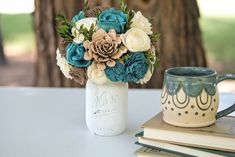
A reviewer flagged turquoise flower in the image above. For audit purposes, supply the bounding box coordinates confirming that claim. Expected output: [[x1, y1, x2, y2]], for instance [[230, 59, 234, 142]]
[[71, 11, 85, 23], [97, 8, 127, 34], [125, 52, 148, 82], [66, 42, 92, 68], [105, 52, 148, 83], [105, 62, 127, 82]]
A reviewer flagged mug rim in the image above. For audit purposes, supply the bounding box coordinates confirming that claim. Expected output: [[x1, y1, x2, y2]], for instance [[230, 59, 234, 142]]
[[165, 66, 217, 78]]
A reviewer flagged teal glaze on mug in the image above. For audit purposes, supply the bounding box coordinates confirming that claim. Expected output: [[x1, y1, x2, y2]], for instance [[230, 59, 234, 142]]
[[161, 67, 235, 127]]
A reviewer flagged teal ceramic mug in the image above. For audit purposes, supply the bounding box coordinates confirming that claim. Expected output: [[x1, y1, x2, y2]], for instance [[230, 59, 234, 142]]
[[161, 67, 235, 127]]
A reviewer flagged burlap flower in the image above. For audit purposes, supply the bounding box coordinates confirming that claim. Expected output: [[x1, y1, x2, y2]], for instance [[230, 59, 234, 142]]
[[69, 67, 87, 85], [85, 6, 106, 17], [58, 38, 70, 57], [83, 29, 128, 70]]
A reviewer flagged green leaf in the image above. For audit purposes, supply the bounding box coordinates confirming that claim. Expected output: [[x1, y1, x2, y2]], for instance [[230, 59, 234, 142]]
[[55, 14, 66, 21], [55, 14, 74, 40], [60, 21, 68, 26], [60, 25, 70, 30], [120, 53, 131, 62], [120, 0, 135, 30], [57, 29, 65, 34], [83, 0, 90, 12], [150, 33, 161, 43], [144, 48, 160, 72], [148, 16, 154, 23], [75, 23, 95, 41], [96, 10, 101, 18], [70, 21, 76, 27]]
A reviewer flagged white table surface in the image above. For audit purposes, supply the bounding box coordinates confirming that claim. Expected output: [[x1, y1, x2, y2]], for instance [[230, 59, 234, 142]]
[[0, 87, 234, 157]]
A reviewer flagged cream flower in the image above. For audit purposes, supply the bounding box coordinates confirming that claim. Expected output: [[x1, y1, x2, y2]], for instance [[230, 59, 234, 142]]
[[72, 17, 97, 43], [56, 49, 72, 79], [87, 62, 108, 85], [130, 11, 152, 35], [120, 28, 151, 52], [138, 68, 153, 84]]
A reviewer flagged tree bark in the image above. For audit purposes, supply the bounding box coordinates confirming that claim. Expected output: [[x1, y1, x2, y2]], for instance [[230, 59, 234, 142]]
[[33, 0, 83, 87], [34, 0, 206, 88], [0, 27, 6, 65]]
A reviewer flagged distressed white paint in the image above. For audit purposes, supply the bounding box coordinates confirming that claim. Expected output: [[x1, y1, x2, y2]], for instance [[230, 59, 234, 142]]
[[86, 80, 128, 136]]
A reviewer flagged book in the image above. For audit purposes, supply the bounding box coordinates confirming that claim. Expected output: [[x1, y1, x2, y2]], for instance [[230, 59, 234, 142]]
[[142, 112, 235, 152], [136, 136, 235, 157], [135, 146, 182, 157]]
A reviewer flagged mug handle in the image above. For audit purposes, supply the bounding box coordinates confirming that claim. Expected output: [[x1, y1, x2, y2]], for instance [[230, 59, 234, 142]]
[[216, 74, 235, 119]]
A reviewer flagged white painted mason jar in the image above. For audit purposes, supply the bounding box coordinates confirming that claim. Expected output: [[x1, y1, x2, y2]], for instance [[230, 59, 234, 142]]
[[86, 80, 128, 136]]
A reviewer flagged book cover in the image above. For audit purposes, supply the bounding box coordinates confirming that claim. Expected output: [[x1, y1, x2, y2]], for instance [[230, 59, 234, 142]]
[[136, 136, 235, 157], [135, 146, 182, 157], [142, 112, 235, 152]]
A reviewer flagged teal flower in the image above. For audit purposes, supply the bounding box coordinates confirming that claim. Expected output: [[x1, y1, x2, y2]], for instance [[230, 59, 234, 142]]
[[66, 42, 92, 68], [105, 52, 148, 83], [71, 11, 85, 23], [105, 62, 127, 82], [125, 52, 148, 82], [97, 8, 127, 34]]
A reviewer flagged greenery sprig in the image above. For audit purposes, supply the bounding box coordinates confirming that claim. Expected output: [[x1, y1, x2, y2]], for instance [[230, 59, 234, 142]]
[[149, 32, 161, 43], [145, 49, 160, 73], [83, 0, 90, 12], [96, 10, 102, 18], [148, 16, 154, 23], [120, 53, 131, 62], [56, 15, 74, 41], [75, 24, 95, 41], [120, 0, 135, 30]]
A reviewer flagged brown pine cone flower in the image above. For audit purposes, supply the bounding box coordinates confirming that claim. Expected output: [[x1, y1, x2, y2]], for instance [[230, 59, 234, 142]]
[[85, 6, 106, 17], [83, 29, 128, 70]]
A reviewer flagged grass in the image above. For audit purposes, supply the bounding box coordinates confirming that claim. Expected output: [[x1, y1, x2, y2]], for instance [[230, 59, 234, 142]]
[[200, 17, 235, 61], [0, 14, 35, 52]]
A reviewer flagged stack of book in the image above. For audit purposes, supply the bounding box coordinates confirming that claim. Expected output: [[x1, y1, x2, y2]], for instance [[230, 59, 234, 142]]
[[135, 112, 235, 157]]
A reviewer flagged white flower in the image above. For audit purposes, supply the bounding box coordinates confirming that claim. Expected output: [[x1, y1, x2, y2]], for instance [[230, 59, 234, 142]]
[[130, 11, 152, 35], [72, 17, 97, 44], [138, 68, 153, 84], [120, 28, 151, 52], [56, 49, 73, 79], [87, 62, 108, 85], [138, 45, 156, 84]]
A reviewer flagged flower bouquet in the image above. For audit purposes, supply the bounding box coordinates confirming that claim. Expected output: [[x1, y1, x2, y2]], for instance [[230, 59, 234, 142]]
[[56, 0, 160, 136]]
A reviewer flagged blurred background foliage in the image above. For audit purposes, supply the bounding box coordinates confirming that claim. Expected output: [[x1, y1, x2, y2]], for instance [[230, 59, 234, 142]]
[[1, 14, 35, 53], [198, 0, 235, 73]]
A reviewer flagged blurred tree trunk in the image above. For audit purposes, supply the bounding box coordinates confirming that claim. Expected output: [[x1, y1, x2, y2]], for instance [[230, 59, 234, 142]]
[[33, 0, 83, 87], [0, 29, 6, 65], [34, 0, 206, 88]]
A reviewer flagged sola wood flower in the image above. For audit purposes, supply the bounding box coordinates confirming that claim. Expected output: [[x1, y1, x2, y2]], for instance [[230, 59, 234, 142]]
[[69, 67, 87, 85], [85, 6, 106, 17], [83, 29, 128, 70], [87, 62, 108, 85], [56, 49, 72, 79]]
